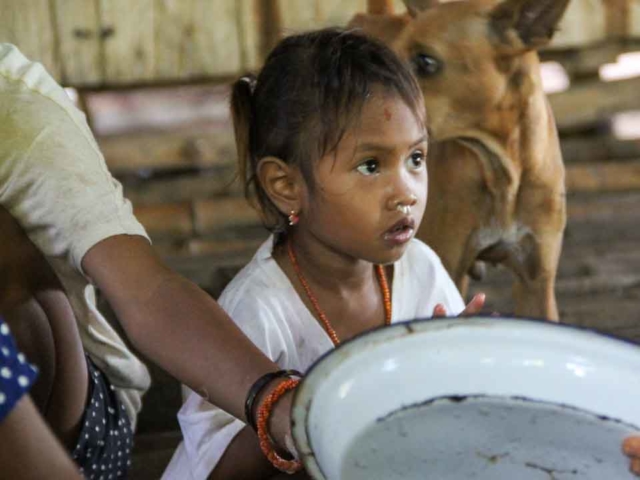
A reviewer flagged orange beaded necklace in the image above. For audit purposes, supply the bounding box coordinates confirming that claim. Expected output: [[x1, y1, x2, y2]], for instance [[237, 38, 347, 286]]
[[287, 239, 392, 346]]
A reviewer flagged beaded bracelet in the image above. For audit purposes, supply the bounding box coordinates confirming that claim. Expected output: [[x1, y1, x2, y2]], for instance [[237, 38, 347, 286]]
[[257, 377, 303, 474], [245, 369, 302, 432]]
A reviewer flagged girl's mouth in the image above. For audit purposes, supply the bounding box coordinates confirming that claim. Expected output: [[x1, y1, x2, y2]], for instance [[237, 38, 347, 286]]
[[383, 217, 416, 245]]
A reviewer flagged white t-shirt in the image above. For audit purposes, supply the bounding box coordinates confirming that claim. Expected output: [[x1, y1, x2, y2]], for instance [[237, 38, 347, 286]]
[[163, 237, 464, 480], [0, 43, 150, 425]]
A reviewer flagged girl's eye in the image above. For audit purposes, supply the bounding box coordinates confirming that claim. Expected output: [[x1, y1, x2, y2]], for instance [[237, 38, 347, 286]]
[[407, 151, 425, 170], [356, 159, 380, 176]]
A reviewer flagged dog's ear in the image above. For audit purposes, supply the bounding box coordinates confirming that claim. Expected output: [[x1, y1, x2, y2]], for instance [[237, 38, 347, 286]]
[[402, 0, 439, 18], [490, 0, 571, 52], [348, 12, 412, 45]]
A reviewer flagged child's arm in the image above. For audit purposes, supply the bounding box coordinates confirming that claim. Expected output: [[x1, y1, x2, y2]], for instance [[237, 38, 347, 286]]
[[210, 426, 312, 480], [623, 437, 640, 475], [208, 426, 277, 480]]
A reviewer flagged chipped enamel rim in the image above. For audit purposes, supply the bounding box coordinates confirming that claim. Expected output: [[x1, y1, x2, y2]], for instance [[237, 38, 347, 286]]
[[291, 316, 640, 479]]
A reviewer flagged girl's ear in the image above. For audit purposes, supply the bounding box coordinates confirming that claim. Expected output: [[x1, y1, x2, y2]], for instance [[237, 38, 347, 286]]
[[257, 156, 303, 216]]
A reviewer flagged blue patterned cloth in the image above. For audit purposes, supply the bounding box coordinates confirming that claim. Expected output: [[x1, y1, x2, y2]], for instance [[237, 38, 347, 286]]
[[0, 316, 38, 422]]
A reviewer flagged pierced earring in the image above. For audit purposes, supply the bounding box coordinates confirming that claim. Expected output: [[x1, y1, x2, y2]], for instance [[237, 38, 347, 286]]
[[288, 210, 300, 226]]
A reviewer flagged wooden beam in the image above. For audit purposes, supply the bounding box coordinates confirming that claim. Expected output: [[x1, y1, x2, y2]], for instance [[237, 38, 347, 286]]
[[122, 168, 241, 206], [99, 0, 156, 84], [560, 136, 640, 164], [52, 0, 102, 86], [548, 0, 607, 50], [566, 160, 640, 193], [549, 76, 640, 131], [132, 197, 262, 239], [155, 236, 264, 259], [135, 202, 193, 238], [237, 0, 263, 71], [193, 197, 261, 235], [153, 0, 242, 81], [99, 129, 236, 173], [540, 41, 625, 78], [566, 190, 640, 221], [604, 0, 631, 38], [632, 0, 640, 38]]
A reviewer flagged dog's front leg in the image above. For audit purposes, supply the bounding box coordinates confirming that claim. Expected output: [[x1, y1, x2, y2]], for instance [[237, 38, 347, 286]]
[[512, 175, 566, 322]]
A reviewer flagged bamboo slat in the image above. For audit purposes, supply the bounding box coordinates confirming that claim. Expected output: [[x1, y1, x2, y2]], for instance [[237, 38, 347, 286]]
[[0, 0, 59, 78], [193, 197, 261, 234], [99, 0, 156, 84], [548, 76, 640, 130], [100, 129, 236, 173], [561, 136, 640, 164], [566, 160, 640, 193], [237, 0, 263, 71], [52, 0, 102, 85], [135, 202, 194, 237], [550, 0, 607, 49], [122, 169, 240, 206], [276, 0, 406, 33], [631, 0, 640, 37], [604, 0, 631, 38], [154, 0, 242, 80]]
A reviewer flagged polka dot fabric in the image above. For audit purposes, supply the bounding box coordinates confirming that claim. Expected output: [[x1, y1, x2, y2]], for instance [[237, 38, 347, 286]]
[[0, 317, 38, 422], [72, 356, 134, 479]]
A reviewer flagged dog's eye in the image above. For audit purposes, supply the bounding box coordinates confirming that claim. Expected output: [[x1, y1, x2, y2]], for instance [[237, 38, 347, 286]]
[[412, 54, 441, 77]]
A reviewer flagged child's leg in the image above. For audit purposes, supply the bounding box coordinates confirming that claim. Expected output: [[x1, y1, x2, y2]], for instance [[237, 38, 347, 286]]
[[5, 290, 90, 447], [0, 206, 89, 448], [1, 206, 134, 477]]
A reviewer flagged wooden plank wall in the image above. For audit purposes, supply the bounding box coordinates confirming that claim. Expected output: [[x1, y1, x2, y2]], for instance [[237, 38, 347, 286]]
[[1, 0, 253, 86], [2, 0, 639, 87]]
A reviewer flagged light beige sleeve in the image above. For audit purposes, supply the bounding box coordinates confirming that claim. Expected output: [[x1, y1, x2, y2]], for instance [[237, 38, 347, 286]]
[[0, 85, 148, 274]]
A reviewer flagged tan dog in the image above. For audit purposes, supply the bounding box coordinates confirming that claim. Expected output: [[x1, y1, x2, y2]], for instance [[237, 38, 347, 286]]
[[351, 0, 569, 321]]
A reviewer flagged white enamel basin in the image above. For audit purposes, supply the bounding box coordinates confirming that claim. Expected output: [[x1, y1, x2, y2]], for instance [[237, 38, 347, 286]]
[[291, 317, 640, 479]]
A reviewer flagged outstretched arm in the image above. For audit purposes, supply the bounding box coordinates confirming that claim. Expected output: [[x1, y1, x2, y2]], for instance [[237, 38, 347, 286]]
[[82, 235, 289, 439]]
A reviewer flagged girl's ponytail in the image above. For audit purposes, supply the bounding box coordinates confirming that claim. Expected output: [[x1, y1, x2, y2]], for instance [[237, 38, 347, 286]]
[[230, 75, 256, 205]]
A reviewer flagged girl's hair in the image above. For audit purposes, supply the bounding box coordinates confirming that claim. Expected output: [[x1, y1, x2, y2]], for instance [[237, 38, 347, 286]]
[[231, 27, 424, 232]]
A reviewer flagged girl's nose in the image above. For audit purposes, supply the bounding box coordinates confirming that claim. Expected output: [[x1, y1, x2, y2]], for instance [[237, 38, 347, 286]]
[[388, 193, 418, 213]]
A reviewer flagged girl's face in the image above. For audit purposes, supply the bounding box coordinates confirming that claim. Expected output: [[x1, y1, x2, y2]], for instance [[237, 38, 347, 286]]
[[299, 93, 428, 265]]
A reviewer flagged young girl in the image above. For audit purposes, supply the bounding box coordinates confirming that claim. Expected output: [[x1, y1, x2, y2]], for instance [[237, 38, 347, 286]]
[[163, 28, 485, 480]]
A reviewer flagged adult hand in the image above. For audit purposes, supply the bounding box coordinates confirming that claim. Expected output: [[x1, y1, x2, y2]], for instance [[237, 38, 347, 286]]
[[432, 293, 486, 317]]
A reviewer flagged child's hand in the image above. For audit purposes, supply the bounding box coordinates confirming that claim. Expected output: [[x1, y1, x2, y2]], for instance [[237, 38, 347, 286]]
[[432, 293, 486, 317], [623, 436, 640, 475]]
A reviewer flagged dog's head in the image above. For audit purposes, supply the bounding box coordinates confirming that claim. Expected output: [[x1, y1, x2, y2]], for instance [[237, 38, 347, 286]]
[[351, 0, 571, 142]]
